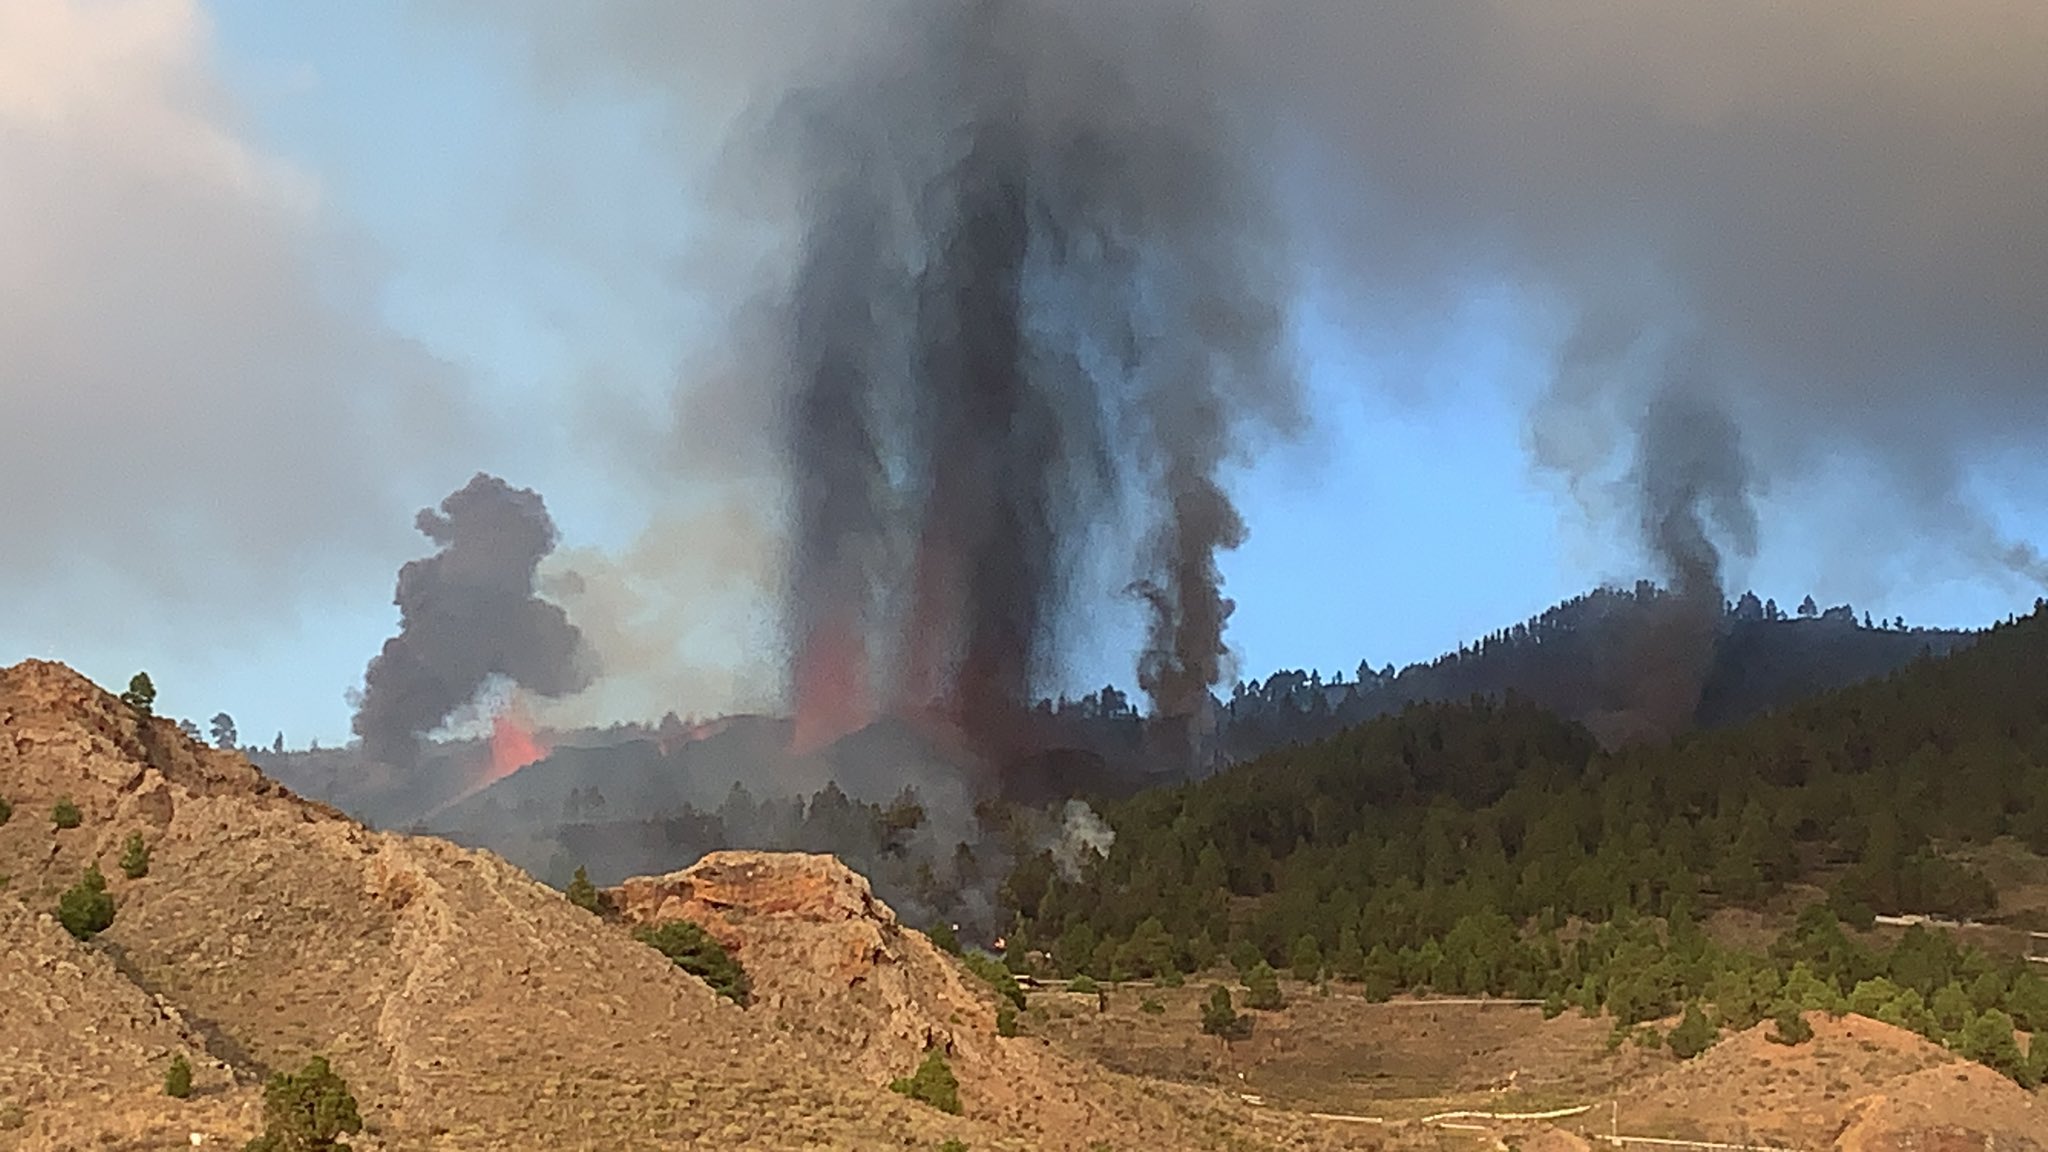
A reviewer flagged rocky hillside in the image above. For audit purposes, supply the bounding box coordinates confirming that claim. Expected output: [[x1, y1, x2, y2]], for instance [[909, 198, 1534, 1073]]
[[605, 851, 1299, 1147], [0, 660, 1362, 1151], [1618, 1012, 2044, 1150]]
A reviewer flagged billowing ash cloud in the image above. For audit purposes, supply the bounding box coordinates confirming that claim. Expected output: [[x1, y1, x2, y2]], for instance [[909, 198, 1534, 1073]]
[[445, 0, 2048, 730], [766, 0, 1295, 767], [353, 474, 596, 765]]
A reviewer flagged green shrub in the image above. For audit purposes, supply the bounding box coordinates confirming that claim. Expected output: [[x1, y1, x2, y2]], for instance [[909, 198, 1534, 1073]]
[[56, 863, 115, 941], [0, 795, 12, 825], [929, 922, 962, 955], [245, 1055, 360, 1151], [165, 1054, 193, 1099], [939, 1141, 969, 1152], [996, 1001, 1019, 1037], [1667, 1003, 1719, 1060], [1068, 974, 1099, 995], [564, 866, 610, 916], [120, 832, 151, 879], [1139, 996, 1165, 1015], [1767, 1007, 1814, 1046], [1243, 961, 1285, 1011], [634, 919, 750, 1006], [889, 1051, 961, 1115], [52, 798, 82, 830], [961, 951, 1027, 1011]]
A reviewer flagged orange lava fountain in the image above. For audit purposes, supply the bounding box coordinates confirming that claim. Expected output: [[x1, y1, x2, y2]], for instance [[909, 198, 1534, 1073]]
[[789, 607, 873, 756], [485, 695, 549, 785]]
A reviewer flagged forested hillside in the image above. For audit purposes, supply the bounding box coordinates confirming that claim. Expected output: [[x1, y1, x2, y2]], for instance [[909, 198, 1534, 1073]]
[[998, 602, 2048, 1082]]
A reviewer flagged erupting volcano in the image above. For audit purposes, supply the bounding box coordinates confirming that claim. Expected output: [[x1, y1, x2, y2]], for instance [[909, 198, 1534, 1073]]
[[774, 0, 1296, 785]]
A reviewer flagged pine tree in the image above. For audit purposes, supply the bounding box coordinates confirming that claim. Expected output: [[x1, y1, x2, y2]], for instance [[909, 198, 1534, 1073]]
[[1244, 961, 1285, 1010], [164, 1054, 193, 1099], [633, 920, 751, 1006], [56, 863, 115, 941], [1667, 1002, 1719, 1060], [1767, 1007, 1813, 1046], [888, 1051, 961, 1115], [1331, 925, 1367, 983], [1290, 934, 1324, 982], [245, 1055, 361, 1151], [565, 866, 609, 916], [120, 673, 157, 716], [1200, 984, 1244, 1039]]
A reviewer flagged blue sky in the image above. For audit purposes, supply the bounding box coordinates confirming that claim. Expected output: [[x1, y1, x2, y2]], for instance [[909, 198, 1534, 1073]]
[[10, 2, 2041, 747]]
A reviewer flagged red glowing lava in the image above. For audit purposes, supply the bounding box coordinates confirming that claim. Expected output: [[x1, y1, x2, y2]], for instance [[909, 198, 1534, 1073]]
[[789, 608, 873, 755], [486, 697, 549, 784]]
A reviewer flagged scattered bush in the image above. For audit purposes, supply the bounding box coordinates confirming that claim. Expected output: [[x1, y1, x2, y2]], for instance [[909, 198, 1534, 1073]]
[[245, 1055, 360, 1152], [1667, 1003, 1720, 1060], [1139, 996, 1165, 1015], [939, 1141, 969, 1152], [996, 1001, 1019, 1037], [564, 866, 610, 916], [634, 919, 751, 1006], [889, 1051, 961, 1115], [1068, 974, 1100, 995], [961, 951, 1027, 1011], [121, 672, 157, 717], [165, 1055, 193, 1099], [0, 795, 11, 825], [1243, 961, 1285, 1011], [56, 863, 115, 941], [1768, 1007, 1814, 1046], [929, 922, 962, 955], [120, 832, 151, 879], [52, 798, 82, 830]]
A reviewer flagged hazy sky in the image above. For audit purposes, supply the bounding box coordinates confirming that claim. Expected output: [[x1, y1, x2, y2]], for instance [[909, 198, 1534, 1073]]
[[4, 0, 2042, 746]]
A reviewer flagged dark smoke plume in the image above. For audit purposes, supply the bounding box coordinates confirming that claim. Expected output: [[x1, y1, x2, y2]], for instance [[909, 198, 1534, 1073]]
[[353, 474, 596, 765], [771, 0, 1294, 772], [1628, 371, 1760, 735]]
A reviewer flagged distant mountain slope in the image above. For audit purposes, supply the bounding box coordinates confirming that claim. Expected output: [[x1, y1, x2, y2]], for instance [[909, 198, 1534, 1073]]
[[1215, 584, 1977, 757]]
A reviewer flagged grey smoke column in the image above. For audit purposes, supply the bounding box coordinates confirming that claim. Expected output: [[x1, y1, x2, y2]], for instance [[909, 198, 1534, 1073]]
[[353, 474, 596, 765], [774, 0, 1295, 768]]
